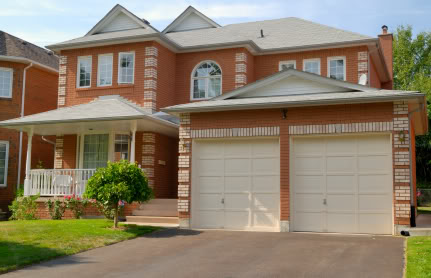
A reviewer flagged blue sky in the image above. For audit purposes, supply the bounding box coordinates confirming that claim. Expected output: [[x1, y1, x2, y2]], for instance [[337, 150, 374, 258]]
[[1, 0, 430, 48]]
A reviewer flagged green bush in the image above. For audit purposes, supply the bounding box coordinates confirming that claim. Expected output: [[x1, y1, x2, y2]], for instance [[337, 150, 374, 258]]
[[46, 199, 66, 220], [85, 160, 153, 228], [64, 195, 89, 219], [9, 194, 40, 220]]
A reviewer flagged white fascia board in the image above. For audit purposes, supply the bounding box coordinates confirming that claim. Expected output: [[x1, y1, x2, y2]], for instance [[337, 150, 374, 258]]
[[0, 55, 58, 74]]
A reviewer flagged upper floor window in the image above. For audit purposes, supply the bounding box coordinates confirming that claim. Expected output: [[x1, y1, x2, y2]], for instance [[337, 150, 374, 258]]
[[279, 60, 296, 71], [98, 54, 113, 86], [191, 61, 222, 100], [0, 68, 13, 98], [328, 56, 346, 81], [0, 141, 9, 187], [77, 56, 92, 88], [303, 58, 321, 75], [118, 52, 135, 84]]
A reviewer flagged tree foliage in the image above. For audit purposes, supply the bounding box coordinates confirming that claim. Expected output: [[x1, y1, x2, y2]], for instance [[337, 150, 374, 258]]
[[84, 160, 153, 227], [393, 25, 431, 185]]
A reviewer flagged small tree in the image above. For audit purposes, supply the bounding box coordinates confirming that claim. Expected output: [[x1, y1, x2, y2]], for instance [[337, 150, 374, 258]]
[[84, 160, 153, 228]]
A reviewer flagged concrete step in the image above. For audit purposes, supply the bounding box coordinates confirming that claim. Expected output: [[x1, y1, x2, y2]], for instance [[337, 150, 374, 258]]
[[132, 209, 177, 217], [125, 216, 179, 224], [407, 228, 431, 236], [139, 203, 177, 210], [146, 199, 177, 205]]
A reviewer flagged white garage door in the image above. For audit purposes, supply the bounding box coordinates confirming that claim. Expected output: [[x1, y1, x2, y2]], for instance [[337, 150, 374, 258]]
[[192, 138, 280, 231], [291, 135, 393, 234]]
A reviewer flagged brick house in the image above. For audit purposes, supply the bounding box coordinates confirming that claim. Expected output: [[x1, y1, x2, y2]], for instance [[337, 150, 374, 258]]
[[0, 31, 58, 212], [0, 5, 427, 234]]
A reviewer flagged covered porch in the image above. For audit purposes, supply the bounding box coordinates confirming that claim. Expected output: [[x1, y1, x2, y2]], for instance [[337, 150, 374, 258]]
[[0, 95, 179, 198]]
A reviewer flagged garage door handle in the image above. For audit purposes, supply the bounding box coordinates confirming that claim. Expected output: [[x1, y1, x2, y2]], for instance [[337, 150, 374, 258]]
[[221, 198, 225, 204], [323, 198, 327, 205]]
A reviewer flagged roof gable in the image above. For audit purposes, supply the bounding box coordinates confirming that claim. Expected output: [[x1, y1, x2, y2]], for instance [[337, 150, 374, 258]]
[[214, 69, 377, 100], [86, 5, 154, 36], [163, 6, 220, 34]]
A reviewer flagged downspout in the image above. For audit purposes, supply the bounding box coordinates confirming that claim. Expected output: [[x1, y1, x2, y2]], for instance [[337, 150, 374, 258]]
[[41, 136, 55, 145], [17, 63, 33, 190]]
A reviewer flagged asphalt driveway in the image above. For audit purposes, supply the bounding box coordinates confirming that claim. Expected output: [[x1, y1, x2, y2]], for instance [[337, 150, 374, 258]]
[[4, 229, 404, 278]]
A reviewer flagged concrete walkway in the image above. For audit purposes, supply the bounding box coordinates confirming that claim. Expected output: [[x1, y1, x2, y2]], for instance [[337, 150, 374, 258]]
[[4, 229, 405, 278]]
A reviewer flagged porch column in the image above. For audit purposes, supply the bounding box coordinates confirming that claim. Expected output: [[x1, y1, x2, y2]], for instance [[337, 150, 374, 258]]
[[23, 129, 33, 196], [130, 121, 137, 163]]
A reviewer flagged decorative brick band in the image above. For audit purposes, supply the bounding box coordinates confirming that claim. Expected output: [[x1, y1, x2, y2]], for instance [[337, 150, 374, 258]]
[[190, 126, 280, 138], [143, 48, 158, 113], [235, 52, 247, 88], [288, 122, 393, 135], [145, 46, 158, 57], [54, 137, 64, 169], [57, 56, 68, 108], [178, 199, 189, 212], [141, 132, 156, 187], [357, 51, 368, 83], [178, 113, 192, 213]]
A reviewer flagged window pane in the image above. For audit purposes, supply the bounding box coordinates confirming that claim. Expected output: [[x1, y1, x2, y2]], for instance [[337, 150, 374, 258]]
[[98, 55, 113, 86], [192, 62, 222, 99], [329, 59, 344, 80], [77, 57, 91, 87], [83, 134, 109, 169], [0, 69, 12, 97], [304, 61, 319, 74], [208, 78, 221, 97], [118, 53, 134, 84], [114, 134, 129, 162], [0, 143, 7, 185]]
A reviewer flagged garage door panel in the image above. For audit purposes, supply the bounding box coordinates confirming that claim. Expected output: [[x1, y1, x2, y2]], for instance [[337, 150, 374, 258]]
[[253, 194, 279, 210], [295, 156, 324, 172], [253, 212, 278, 228], [295, 194, 324, 211], [225, 176, 250, 192], [225, 211, 249, 229], [252, 158, 279, 174], [326, 137, 355, 154], [252, 140, 279, 156], [359, 214, 392, 234], [199, 177, 223, 193], [327, 195, 356, 212], [198, 194, 223, 209], [357, 136, 390, 153], [225, 193, 249, 209], [295, 175, 324, 193], [359, 175, 391, 193], [294, 138, 325, 154], [327, 213, 356, 233], [326, 175, 355, 193], [197, 211, 224, 228], [199, 143, 224, 158], [225, 158, 250, 174], [358, 155, 390, 172], [294, 212, 323, 231], [326, 156, 355, 173], [224, 141, 250, 157], [252, 176, 279, 193], [200, 159, 224, 175], [358, 195, 392, 212]]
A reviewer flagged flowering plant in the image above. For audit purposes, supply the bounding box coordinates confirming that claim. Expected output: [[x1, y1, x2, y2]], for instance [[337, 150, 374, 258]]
[[64, 194, 89, 219]]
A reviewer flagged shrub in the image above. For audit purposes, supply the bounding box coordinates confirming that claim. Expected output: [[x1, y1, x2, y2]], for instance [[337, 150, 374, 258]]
[[9, 194, 40, 220], [85, 160, 153, 228], [46, 199, 66, 220], [64, 195, 89, 219]]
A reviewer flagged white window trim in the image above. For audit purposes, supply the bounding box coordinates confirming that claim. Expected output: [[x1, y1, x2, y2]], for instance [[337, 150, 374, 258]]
[[302, 58, 321, 75], [0, 67, 13, 98], [279, 60, 296, 71], [76, 56, 92, 88], [97, 53, 113, 87], [190, 60, 223, 101], [327, 56, 347, 81], [0, 141, 9, 187], [117, 51, 135, 85]]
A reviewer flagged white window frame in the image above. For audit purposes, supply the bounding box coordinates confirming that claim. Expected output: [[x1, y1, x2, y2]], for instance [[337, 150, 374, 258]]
[[279, 60, 296, 71], [190, 60, 222, 101], [0, 67, 13, 98], [76, 56, 92, 88], [97, 53, 113, 87], [303, 58, 321, 75], [0, 141, 9, 187], [118, 52, 135, 85], [327, 56, 347, 81]]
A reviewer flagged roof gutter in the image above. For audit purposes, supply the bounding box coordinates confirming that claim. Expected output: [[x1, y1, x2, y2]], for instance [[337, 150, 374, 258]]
[[162, 93, 425, 115], [0, 55, 58, 74]]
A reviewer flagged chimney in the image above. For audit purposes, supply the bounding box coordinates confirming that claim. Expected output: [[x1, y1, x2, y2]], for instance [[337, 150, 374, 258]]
[[378, 25, 393, 89]]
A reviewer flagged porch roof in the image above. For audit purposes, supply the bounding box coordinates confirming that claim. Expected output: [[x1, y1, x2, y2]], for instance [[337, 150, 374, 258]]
[[0, 95, 179, 137]]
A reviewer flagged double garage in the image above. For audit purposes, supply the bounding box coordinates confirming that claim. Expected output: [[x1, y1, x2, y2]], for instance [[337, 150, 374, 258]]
[[191, 134, 393, 234]]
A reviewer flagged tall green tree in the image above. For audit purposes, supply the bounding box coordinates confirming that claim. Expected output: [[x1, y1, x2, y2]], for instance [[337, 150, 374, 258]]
[[393, 25, 431, 185]]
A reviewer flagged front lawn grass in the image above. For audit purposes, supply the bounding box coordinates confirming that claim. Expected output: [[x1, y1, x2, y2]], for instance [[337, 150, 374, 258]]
[[406, 236, 431, 278], [418, 207, 431, 214], [0, 219, 159, 273]]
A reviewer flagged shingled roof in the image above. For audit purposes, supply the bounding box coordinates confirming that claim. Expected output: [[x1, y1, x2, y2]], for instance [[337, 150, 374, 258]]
[[0, 31, 58, 70]]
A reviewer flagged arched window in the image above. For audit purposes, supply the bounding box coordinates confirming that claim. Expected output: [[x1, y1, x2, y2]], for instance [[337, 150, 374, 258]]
[[191, 61, 222, 100]]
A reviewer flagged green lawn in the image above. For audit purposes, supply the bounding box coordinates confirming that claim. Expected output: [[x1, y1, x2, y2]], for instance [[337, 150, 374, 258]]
[[418, 207, 431, 214], [406, 237, 431, 278], [0, 219, 159, 273]]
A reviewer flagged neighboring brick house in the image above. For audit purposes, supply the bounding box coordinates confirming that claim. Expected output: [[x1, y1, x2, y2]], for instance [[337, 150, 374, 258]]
[[0, 31, 58, 211], [0, 5, 427, 234]]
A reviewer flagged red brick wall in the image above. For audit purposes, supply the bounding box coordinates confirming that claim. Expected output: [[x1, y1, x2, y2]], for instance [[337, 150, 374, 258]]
[[379, 33, 393, 88], [154, 133, 178, 198], [156, 43, 177, 110], [0, 62, 57, 211], [63, 135, 77, 169], [369, 58, 382, 89], [185, 102, 394, 222]]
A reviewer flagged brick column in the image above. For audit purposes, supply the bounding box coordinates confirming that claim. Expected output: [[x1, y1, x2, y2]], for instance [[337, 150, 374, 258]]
[[57, 56, 67, 107], [142, 132, 155, 188], [54, 137, 64, 169], [235, 53, 247, 88], [143, 47, 158, 113], [392, 101, 411, 230], [357, 51, 368, 84], [178, 113, 191, 228]]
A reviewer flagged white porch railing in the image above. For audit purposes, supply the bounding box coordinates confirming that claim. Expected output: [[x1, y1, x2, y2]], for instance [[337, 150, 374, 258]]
[[25, 169, 96, 197]]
